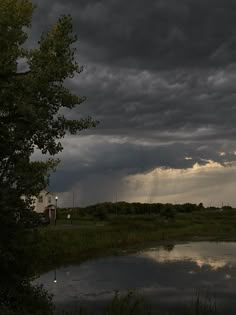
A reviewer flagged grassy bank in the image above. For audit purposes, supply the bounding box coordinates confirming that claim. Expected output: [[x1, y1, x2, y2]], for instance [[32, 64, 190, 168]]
[[57, 291, 218, 315], [0, 291, 219, 315], [36, 209, 236, 273]]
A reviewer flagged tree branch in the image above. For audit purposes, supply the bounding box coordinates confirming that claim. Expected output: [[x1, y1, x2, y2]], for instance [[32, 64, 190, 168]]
[[0, 71, 31, 80]]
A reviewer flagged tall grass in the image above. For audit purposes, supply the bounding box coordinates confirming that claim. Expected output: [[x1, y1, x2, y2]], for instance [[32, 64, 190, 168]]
[[184, 291, 218, 315], [0, 291, 219, 315], [103, 291, 150, 315], [56, 291, 218, 315]]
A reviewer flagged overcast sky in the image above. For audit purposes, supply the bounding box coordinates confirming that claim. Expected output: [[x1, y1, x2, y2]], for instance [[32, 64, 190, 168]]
[[32, 0, 236, 207]]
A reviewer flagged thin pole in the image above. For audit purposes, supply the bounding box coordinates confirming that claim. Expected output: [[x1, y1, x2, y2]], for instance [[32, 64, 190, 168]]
[[116, 192, 118, 215], [55, 199, 57, 225]]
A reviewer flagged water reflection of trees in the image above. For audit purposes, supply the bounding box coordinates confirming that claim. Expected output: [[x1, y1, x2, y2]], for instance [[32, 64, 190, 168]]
[[162, 244, 175, 252]]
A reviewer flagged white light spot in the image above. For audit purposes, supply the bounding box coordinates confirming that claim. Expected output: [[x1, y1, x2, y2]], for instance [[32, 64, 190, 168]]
[[219, 152, 226, 156]]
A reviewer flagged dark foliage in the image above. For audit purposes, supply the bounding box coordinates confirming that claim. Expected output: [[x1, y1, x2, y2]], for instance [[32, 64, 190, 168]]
[[0, 0, 95, 313]]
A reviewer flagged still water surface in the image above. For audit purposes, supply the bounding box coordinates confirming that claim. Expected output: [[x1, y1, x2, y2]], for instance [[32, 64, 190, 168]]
[[35, 242, 236, 313]]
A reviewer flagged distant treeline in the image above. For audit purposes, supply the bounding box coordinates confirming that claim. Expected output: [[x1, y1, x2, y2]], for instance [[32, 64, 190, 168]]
[[57, 202, 234, 220]]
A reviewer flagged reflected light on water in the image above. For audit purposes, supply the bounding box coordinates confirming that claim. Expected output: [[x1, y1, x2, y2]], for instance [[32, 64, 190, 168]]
[[54, 270, 57, 283], [34, 242, 236, 315], [139, 242, 236, 270]]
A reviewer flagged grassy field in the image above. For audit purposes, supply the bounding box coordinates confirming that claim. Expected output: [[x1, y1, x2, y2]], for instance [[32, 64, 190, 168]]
[[35, 208, 236, 274]]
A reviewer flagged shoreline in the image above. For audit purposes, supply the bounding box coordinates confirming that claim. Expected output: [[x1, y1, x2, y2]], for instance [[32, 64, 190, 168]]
[[35, 211, 236, 274]]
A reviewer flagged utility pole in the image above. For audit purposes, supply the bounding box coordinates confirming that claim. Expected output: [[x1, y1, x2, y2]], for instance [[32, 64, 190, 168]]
[[55, 196, 58, 225], [116, 192, 117, 215], [72, 191, 75, 208], [149, 196, 152, 215]]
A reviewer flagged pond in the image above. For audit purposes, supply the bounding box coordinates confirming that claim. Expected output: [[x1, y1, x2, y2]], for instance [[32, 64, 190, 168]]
[[34, 242, 236, 314]]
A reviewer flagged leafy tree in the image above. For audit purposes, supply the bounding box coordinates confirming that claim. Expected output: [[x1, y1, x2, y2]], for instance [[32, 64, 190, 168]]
[[0, 0, 96, 313]]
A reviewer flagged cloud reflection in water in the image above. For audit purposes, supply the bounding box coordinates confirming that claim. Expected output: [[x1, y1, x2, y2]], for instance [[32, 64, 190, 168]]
[[35, 242, 236, 314]]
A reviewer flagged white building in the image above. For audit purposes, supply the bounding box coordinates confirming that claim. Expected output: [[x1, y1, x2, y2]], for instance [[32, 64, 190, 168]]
[[25, 190, 57, 219]]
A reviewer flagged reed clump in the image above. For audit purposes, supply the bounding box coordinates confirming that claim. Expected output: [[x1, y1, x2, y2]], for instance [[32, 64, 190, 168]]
[[56, 291, 218, 315]]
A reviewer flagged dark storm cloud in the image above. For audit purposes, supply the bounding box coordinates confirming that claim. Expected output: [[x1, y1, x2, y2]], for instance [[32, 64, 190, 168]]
[[49, 135, 236, 194], [34, 0, 236, 69], [49, 54, 236, 200], [30, 0, 236, 204], [32, 0, 236, 141], [71, 64, 236, 141]]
